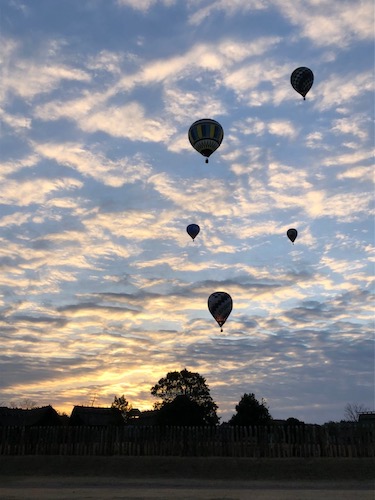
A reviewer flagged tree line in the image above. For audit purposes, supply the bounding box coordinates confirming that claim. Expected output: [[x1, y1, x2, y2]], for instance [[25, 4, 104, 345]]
[[112, 369, 370, 426], [111, 368, 275, 426], [5, 368, 369, 426]]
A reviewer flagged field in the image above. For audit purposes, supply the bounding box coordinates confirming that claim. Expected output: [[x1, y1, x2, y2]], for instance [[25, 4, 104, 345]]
[[0, 456, 374, 499]]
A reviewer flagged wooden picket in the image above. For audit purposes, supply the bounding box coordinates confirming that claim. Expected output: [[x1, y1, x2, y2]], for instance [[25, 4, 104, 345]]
[[0, 424, 374, 457]]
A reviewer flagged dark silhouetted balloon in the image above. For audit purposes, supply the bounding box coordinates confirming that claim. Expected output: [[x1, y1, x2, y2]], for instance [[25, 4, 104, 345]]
[[291, 67, 314, 100], [187, 224, 200, 241], [208, 291, 232, 332], [287, 228, 298, 244], [188, 119, 224, 163]]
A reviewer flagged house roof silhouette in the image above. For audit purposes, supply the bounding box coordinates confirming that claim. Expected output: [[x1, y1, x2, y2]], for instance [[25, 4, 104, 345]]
[[69, 405, 124, 426], [0, 405, 61, 426]]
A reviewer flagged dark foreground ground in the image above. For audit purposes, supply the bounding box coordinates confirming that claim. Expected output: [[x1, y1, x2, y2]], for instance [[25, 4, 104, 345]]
[[0, 456, 374, 499]]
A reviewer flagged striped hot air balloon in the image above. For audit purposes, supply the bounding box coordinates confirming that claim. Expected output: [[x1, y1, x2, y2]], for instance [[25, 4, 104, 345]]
[[188, 119, 224, 163]]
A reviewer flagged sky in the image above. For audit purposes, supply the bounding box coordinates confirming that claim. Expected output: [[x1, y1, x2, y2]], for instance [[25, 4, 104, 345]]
[[0, 0, 374, 424]]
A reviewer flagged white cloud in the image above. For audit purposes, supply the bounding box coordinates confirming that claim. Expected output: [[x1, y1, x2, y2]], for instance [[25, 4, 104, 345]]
[[0, 109, 31, 131], [0, 211, 30, 228], [189, 0, 373, 47], [163, 86, 226, 125], [331, 116, 369, 140], [82, 103, 175, 142], [188, 0, 267, 26], [320, 255, 367, 276], [2, 52, 90, 102], [166, 133, 192, 154], [218, 37, 282, 62], [223, 61, 287, 94], [273, 0, 374, 47], [86, 50, 124, 74], [149, 172, 233, 216], [315, 70, 374, 111], [267, 186, 372, 222], [34, 36, 283, 139], [305, 191, 372, 221], [268, 121, 297, 139], [34, 91, 107, 122], [305, 131, 324, 149], [35, 94, 175, 143], [232, 118, 298, 139], [116, 38, 281, 95], [33, 141, 153, 186], [83, 209, 183, 244], [116, 0, 175, 11], [0, 154, 39, 181], [323, 149, 373, 168], [222, 60, 293, 106], [0, 178, 82, 206], [336, 165, 373, 183], [268, 162, 312, 190]]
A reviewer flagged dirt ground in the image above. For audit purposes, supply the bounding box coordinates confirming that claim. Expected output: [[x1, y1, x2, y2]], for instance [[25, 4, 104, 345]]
[[1, 477, 374, 500], [0, 456, 373, 500]]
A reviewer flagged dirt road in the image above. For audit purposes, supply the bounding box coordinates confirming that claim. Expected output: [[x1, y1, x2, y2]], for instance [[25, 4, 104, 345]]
[[1, 477, 374, 499], [1, 456, 373, 499]]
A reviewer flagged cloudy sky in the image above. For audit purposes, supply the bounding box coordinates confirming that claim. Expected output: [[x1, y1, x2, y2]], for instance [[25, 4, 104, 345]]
[[0, 0, 374, 424]]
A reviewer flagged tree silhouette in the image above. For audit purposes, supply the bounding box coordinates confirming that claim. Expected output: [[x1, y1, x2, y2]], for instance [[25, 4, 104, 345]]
[[111, 395, 132, 422], [9, 398, 38, 409], [156, 395, 207, 426], [151, 368, 219, 425], [228, 393, 272, 426], [344, 402, 368, 422]]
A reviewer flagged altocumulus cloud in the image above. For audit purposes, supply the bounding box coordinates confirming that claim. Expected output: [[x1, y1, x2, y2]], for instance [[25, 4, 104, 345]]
[[0, 0, 373, 424]]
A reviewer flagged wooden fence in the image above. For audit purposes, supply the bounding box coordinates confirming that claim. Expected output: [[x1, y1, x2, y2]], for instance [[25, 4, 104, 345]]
[[1, 424, 374, 457]]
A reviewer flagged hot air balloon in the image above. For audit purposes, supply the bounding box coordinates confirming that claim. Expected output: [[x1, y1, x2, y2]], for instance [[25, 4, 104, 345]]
[[208, 291, 232, 332], [287, 228, 298, 244], [187, 224, 200, 241], [290, 67, 314, 100], [188, 119, 224, 163]]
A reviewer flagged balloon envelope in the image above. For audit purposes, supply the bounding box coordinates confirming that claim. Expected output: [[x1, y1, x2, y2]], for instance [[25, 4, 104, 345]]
[[291, 67, 314, 99], [287, 228, 298, 243], [187, 224, 200, 240], [188, 119, 224, 162], [208, 292, 233, 331]]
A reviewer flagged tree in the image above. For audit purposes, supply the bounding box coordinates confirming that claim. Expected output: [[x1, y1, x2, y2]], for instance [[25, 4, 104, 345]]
[[57, 411, 70, 426], [151, 368, 219, 425], [344, 403, 368, 422], [9, 398, 38, 409], [228, 393, 272, 426], [285, 417, 304, 426], [111, 395, 132, 423], [156, 395, 207, 426]]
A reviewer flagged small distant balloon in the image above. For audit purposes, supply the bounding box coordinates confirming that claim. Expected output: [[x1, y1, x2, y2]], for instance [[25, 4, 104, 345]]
[[187, 224, 200, 241], [208, 291, 233, 332], [291, 67, 314, 100], [188, 118, 224, 163], [287, 228, 298, 244]]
